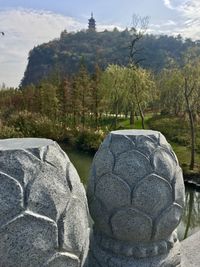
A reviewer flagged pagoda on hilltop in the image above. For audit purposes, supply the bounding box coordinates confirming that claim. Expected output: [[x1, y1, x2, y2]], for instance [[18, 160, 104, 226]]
[[88, 12, 96, 31]]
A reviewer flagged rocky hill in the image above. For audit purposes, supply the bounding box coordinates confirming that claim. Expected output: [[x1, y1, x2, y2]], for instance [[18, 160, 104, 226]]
[[21, 29, 197, 86]]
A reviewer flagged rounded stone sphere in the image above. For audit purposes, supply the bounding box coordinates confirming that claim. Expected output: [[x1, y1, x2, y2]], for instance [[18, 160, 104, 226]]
[[87, 130, 185, 244], [0, 138, 89, 267]]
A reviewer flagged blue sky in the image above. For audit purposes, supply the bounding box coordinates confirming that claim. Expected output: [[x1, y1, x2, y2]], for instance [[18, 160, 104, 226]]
[[0, 0, 199, 87]]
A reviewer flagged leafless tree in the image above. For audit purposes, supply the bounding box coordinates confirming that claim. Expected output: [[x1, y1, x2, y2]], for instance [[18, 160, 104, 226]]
[[129, 15, 149, 66]]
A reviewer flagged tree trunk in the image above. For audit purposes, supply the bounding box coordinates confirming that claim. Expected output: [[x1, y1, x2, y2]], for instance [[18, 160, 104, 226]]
[[184, 191, 194, 239], [138, 102, 145, 129], [82, 93, 85, 129], [114, 102, 119, 129], [130, 109, 134, 126], [95, 93, 98, 129], [73, 111, 76, 127], [184, 78, 195, 170]]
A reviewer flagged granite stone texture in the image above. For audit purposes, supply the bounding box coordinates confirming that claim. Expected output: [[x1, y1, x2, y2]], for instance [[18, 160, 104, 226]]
[[87, 130, 185, 267], [181, 230, 200, 267], [0, 138, 89, 267]]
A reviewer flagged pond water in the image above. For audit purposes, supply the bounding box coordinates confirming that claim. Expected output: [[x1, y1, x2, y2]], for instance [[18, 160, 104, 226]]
[[61, 144, 200, 241]]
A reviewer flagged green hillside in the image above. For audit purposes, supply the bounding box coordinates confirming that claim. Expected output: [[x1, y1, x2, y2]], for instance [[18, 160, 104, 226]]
[[21, 29, 197, 86]]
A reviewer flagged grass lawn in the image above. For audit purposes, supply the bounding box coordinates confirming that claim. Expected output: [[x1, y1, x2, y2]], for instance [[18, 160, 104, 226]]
[[147, 114, 200, 175]]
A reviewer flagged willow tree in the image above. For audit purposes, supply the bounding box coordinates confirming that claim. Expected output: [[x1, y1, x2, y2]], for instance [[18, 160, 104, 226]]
[[157, 68, 184, 116], [157, 66, 197, 170], [156, 48, 200, 170], [103, 65, 127, 129], [125, 66, 155, 128]]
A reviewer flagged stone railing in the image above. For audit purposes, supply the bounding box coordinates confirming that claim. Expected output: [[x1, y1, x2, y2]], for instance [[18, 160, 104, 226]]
[[0, 130, 198, 267], [0, 138, 89, 267], [87, 130, 184, 267]]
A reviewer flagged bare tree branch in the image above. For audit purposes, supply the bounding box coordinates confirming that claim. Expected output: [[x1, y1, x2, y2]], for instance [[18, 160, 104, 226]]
[[129, 14, 149, 66]]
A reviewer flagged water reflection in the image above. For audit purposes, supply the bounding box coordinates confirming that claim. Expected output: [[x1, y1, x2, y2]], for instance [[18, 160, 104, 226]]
[[178, 186, 200, 240]]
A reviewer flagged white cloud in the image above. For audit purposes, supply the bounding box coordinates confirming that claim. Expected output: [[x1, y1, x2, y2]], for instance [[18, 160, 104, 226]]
[[164, 20, 177, 26], [175, 0, 200, 39], [0, 8, 84, 87], [159, 0, 200, 40], [180, 0, 200, 18], [163, 0, 174, 9], [0, 8, 122, 87], [163, 0, 188, 10]]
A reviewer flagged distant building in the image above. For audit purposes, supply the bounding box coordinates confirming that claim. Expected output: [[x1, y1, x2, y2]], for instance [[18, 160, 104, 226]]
[[88, 12, 96, 31], [60, 29, 68, 39]]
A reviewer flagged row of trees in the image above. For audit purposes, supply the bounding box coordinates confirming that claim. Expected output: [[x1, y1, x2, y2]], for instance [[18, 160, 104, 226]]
[[158, 48, 200, 169], [0, 63, 155, 129], [1, 48, 200, 169]]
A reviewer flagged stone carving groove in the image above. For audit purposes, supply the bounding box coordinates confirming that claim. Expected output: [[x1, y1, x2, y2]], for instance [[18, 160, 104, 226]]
[[87, 130, 185, 267], [0, 138, 89, 267]]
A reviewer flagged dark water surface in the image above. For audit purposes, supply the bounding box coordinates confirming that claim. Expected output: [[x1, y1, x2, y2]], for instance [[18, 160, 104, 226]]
[[61, 144, 200, 241]]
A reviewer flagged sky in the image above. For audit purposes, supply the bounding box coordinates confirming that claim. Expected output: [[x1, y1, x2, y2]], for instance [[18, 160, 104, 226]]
[[0, 0, 200, 87]]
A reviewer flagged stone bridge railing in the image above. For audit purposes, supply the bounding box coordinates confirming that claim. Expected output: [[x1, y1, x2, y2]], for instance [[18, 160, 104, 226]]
[[0, 130, 197, 267]]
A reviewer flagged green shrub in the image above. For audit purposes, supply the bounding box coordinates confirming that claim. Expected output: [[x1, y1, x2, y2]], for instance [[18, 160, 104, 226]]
[[7, 111, 38, 136], [6, 111, 72, 141], [148, 115, 190, 146], [75, 128, 106, 153], [0, 125, 23, 139]]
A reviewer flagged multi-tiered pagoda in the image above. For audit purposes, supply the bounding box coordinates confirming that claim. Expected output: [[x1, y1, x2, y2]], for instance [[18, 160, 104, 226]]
[[88, 12, 96, 31]]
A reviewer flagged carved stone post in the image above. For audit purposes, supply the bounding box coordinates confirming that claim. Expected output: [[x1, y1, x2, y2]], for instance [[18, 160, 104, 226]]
[[87, 130, 185, 267], [0, 138, 89, 267]]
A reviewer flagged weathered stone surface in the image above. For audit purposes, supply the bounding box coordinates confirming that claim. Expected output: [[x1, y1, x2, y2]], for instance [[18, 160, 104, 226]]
[[62, 197, 89, 256], [44, 252, 80, 267], [0, 138, 89, 267], [0, 137, 53, 150], [135, 135, 157, 156], [0, 172, 23, 226], [87, 130, 185, 267], [181, 230, 200, 267], [42, 141, 70, 172], [27, 163, 70, 222], [110, 134, 135, 156], [158, 133, 173, 151], [111, 208, 152, 242], [154, 204, 183, 240], [132, 174, 173, 219], [93, 145, 114, 178], [89, 197, 112, 236], [0, 149, 42, 186], [95, 174, 131, 211], [113, 149, 152, 188], [87, 144, 114, 203], [174, 167, 185, 208], [152, 148, 177, 182], [0, 212, 58, 267], [90, 234, 181, 267], [68, 162, 88, 202]]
